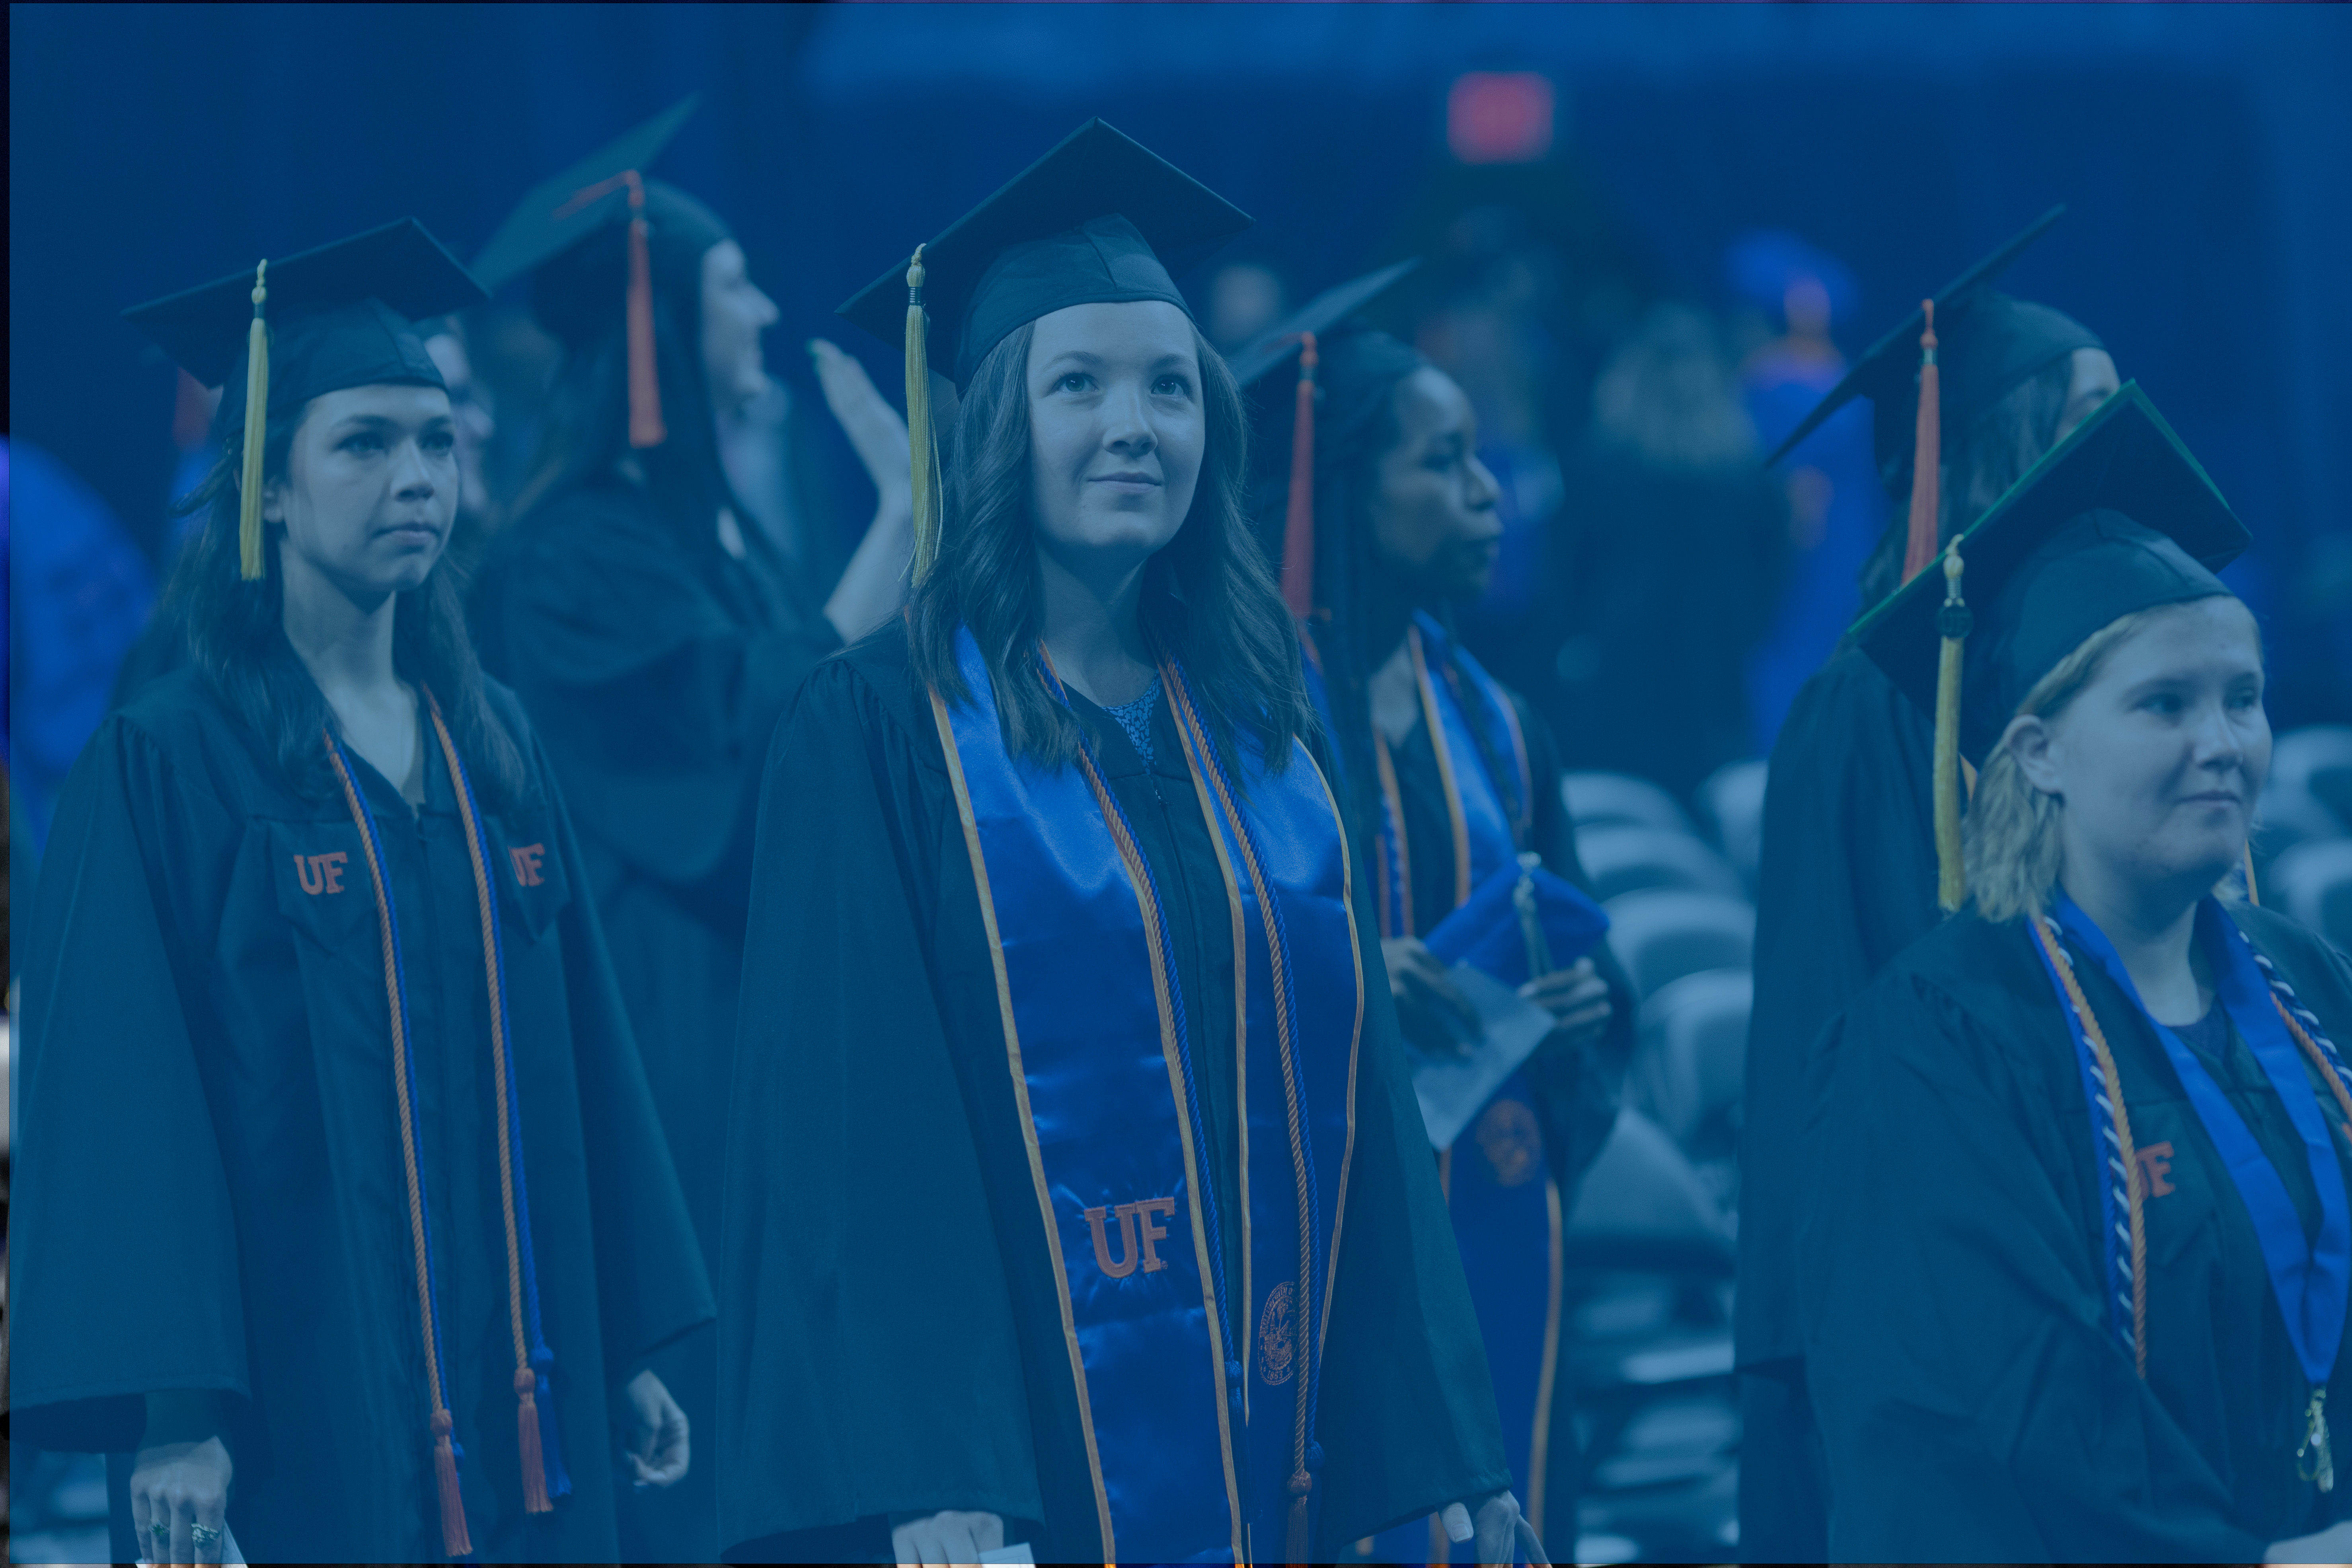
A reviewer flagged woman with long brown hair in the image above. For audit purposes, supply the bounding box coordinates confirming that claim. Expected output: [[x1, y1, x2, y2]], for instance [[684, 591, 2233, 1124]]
[[720, 122, 1537, 1566], [9, 222, 706, 1565]]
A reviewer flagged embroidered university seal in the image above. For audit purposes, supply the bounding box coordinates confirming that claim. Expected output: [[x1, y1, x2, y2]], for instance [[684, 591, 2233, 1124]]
[[1256, 1281, 1297, 1386], [1474, 1097, 1542, 1188]]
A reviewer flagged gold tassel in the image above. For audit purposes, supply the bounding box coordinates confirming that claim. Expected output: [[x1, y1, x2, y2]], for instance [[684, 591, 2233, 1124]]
[[239, 259, 270, 580], [1901, 298, 1941, 585], [1934, 539, 1970, 912], [2245, 843, 2262, 906], [905, 245, 942, 583]]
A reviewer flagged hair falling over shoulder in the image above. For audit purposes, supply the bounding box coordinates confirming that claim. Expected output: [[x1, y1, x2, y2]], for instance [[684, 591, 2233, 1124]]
[[164, 403, 532, 813]]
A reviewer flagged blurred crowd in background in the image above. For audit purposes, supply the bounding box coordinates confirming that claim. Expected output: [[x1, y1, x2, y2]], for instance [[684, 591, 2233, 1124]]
[[7, 6, 2349, 1561]]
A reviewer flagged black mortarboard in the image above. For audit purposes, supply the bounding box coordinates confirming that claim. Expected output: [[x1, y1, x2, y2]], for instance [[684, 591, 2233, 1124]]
[[836, 119, 1250, 581], [1766, 206, 2103, 475], [1227, 259, 1420, 390], [125, 218, 481, 403], [1851, 382, 2245, 908], [123, 218, 486, 579], [470, 95, 731, 448], [1852, 380, 2245, 762], [1218, 260, 1423, 616], [836, 119, 1252, 390]]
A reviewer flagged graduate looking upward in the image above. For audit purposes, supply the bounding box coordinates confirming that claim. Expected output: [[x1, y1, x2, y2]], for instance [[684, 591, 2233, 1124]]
[[1801, 383, 2352, 1561], [1232, 266, 1636, 1558], [9, 221, 710, 1565], [722, 120, 1531, 1566], [1736, 207, 2122, 1562], [465, 98, 914, 1563]]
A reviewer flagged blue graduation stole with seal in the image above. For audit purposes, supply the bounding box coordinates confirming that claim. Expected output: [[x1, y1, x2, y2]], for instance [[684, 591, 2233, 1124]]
[[1310, 613, 1567, 1554], [2033, 892, 2352, 1487], [929, 627, 1362, 1563]]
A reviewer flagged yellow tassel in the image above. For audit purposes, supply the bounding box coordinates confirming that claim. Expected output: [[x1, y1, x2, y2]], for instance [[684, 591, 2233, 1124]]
[[1934, 540, 1970, 913], [2245, 843, 2262, 906], [239, 259, 270, 581], [904, 245, 943, 584]]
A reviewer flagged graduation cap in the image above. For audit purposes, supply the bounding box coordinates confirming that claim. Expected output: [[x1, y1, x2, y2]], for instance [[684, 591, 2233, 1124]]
[[1216, 259, 1423, 617], [836, 120, 1251, 580], [123, 217, 486, 580], [1767, 206, 2106, 592], [470, 95, 729, 450], [1850, 382, 2247, 910]]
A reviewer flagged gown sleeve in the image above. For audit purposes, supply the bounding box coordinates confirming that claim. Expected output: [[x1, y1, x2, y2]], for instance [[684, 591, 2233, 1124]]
[[717, 658, 1044, 1559], [512, 705, 717, 1376], [1312, 840, 1514, 1550], [482, 489, 840, 890], [1797, 960, 2267, 1564], [1738, 647, 1941, 1368], [1514, 695, 1637, 1197], [8, 714, 249, 1449]]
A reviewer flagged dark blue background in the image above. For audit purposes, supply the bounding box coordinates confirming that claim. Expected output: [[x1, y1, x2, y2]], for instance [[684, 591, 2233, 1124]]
[[11, 3, 2348, 718]]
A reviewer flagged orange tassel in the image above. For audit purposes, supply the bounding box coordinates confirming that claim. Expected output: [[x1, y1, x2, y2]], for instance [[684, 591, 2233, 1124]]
[[516, 1367, 552, 1513], [1901, 298, 1941, 584], [431, 1408, 474, 1558], [625, 176, 666, 449], [1280, 332, 1319, 619], [1285, 1467, 1313, 1564]]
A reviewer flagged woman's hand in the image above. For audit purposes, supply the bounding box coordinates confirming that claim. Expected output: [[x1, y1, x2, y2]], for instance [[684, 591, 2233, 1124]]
[[889, 1508, 1005, 1567], [1384, 936, 1477, 1057], [1440, 1489, 1549, 1567], [2266, 1517, 2352, 1563], [809, 338, 918, 644], [1521, 955, 1612, 1054], [130, 1435, 233, 1566], [623, 1367, 690, 1488]]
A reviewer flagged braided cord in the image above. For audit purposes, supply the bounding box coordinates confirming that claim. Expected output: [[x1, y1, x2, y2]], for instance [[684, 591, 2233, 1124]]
[[2031, 916, 2149, 1378], [1161, 660, 1327, 1496], [324, 733, 473, 1554]]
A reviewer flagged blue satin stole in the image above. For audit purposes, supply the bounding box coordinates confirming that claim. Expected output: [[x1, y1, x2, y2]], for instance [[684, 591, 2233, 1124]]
[[929, 628, 1362, 1564], [1324, 613, 1566, 1558]]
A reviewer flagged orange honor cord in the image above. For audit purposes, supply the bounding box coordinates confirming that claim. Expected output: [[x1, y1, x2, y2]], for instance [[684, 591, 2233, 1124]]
[[1157, 667, 1325, 1563], [2030, 918, 2148, 1379], [1902, 298, 1942, 585], [324, 732, 473, 1557], [1280, 332, 1319, 619], [423, 693, 554, 1513]]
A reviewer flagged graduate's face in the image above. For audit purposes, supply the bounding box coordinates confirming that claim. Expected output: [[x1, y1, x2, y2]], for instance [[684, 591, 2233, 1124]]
[[2010, 597, 2270, 904], [2056, 348, 2120, 446], [1367, 366, 1502, 602], [701, 240, 779, 416], [266, 384, 458, 599], [1025, 300, 1205, 571]]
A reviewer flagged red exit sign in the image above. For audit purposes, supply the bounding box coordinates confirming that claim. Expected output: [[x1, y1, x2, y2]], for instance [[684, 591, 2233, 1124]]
[[1448, 72, 1556, 165]]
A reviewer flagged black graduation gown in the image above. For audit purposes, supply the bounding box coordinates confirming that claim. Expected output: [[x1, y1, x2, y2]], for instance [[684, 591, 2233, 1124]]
[[472, 476, 838, 1554], [8, 668, 712, 1564], [718, 623, 1510, 1563], [1733, 646, 1938, 1555], [1799, 903, 2352, 1562]]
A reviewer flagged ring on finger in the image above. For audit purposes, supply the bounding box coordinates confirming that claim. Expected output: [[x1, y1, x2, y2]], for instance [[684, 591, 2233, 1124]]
[[191, 1522, 224, 1550]]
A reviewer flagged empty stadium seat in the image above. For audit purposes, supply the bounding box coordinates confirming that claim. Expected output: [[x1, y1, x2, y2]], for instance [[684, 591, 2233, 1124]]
[[1577, 825, 1746, 903], [1695, 759, 1768, 888], [2271, 840, 2352, 956], [1605, 890, 1756, 999], [1564, 770, 1695, 836], [1633, 968, 1752, 1152], [1567, 1105, 1732, 1248], [2272, 725, 2352, 834]]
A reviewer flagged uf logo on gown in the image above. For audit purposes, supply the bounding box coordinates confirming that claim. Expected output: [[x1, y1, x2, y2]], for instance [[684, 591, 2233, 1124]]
[[294, 852, 349, 895], [1084, 1197, 1177, 1279], [509, 843, 547, 887]]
